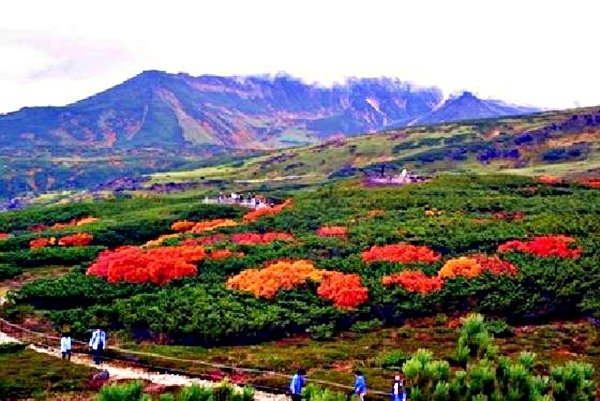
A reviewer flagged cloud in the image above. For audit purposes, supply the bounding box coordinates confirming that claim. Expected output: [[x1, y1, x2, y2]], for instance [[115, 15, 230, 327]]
[[0, 0, 599, 112]]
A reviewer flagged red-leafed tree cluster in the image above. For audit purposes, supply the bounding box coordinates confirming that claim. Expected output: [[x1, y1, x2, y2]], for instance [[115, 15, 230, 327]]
[[0, 233, 9, 240], [86, 245, 205, 285], [58, 233, 94, 247], [181, 234, 228, 246], [51, 216, 98, 230], [498, 235, 582, 259], [471, 254, 518, 275], [316, 272, 369, 309], [493, 211, 524, 221], [29, 237, 56, 249], [242, 199, 293, 223], [231, 232, 294, 245], [362, 243, 441, 264], [208, 249, 244, 260], [382, 270, 444, 294], [576, 178, 600, 188], [317, 226, 348, 238]]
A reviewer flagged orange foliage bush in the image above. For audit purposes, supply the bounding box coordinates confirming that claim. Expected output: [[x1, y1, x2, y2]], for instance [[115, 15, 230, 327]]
[[58, 233, 93, 247], [497, 235, 582, 259], [144, 234, 180, 247], [316, 272, 369, 309], [171, 220, 196, 232], [208, 249, 244, 260], [538, 175, 562, 185], [438, 257, 484, 279], [231, 232, 294, 245], [86, 245, 204, 285], [190, 219, 238, 233], [317, 226, 348, 237], [242, 199, 293, 223], [382, 270, 444, 294], [362, 243, 441, 264], [51, 216, 98, 230], [226, 260, 324, 298], [29, 237, 56, 249]]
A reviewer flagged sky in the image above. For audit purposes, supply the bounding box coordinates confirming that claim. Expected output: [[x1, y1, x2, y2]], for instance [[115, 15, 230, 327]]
[[1, 0, 599, 113]]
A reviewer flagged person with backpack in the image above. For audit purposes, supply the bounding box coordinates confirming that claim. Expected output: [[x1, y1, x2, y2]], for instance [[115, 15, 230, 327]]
[[60, 332, 72, 361], [391, 373, 406, 401], [289, 368, 306, 401], [353, 371, 367, 401], [89, 327, 106, 365]]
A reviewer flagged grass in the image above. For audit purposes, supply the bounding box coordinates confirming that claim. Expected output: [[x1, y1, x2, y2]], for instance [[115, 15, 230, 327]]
[[118, 320, 600, 394], [0, 348, 98, 399]]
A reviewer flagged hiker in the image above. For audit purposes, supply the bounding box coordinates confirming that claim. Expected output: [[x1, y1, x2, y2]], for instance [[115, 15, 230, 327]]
[[391, 373, 406, 401], [289, 368, 306, 401], [60, 332, 72, 361], [89, 327, 106, 365], [353, 370, 367, 401]]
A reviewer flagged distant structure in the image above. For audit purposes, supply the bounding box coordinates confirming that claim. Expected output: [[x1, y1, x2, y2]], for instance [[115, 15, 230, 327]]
[[364, 167, 430, 186]]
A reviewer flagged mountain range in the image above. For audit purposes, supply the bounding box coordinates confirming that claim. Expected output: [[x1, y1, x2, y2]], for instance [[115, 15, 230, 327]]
[[0, 71, 539, 151]]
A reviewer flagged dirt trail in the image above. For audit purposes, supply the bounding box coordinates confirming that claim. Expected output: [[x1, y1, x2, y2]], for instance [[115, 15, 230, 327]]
[[0, 294, 287, 400]]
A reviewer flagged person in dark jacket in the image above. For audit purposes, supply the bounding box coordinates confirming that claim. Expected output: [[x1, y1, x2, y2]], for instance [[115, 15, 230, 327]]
[[289, 368, 306, 401]]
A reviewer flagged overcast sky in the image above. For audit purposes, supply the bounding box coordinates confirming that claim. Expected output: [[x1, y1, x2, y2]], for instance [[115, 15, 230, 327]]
[[1, 0, 599, 113]]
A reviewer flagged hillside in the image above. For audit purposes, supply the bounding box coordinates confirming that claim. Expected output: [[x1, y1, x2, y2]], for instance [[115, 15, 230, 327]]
[[150, 105, 600, 186], [0, 71, 446, 150], [0, 71, 540, 151]]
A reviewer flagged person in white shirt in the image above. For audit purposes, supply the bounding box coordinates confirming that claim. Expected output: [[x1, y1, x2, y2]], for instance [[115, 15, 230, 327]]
[[89, 327, 107, 365], [60, 332, 72, 361]]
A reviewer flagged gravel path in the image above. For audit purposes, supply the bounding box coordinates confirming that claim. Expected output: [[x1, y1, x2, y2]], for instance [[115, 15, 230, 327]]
[[0, 294, 287, 400]]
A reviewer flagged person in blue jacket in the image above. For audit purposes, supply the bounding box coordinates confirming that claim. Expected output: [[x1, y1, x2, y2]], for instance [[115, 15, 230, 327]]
[[289, 368, 306, 401], [354, 370, 367, 401]]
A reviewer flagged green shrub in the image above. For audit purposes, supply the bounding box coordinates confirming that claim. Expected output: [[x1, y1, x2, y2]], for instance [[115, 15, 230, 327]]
[[97, 381, 144, 401], [159, 394, 175, 401], [0, 342, 27, 354], [350, 319, 383, 333], [0, 263, 22, 280], [308, 323, 335, 341], [178, 384, 213, 401], [377, 349, 409, 369], [485, 319, 512, 337]]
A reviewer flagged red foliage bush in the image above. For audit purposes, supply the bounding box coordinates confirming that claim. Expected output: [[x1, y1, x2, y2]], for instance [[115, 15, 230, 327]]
[[382, 270, 444, 294], [58, 233, 94, 247], [438, 257, 484, 279], [577, 178, 600, 188], [316, 272, 369, 309], [317, 226, 348, 237], [51, 216, 98, 230], [242, 199, 293, 223], [231, 232, 294, 245], [208, 249, 244, 260], [362, 243, 441, 264], [0, 233, 9, 240], [29, 237, 55, 249], [498, 235, 582, 259], [538, 175, 562, 185], [86, 245, 205, 285], [471, 254, 518, 275]]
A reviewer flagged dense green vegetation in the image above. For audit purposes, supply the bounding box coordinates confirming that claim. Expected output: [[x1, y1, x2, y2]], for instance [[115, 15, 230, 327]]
[[0, 344, 97, 399], [2, 175, 599, 344]]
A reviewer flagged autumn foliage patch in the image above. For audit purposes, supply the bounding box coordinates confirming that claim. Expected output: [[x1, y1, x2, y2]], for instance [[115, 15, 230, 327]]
[[51, 216, 98, 230], [242, 199, 293, 223], [317, 226, 348, 238], [231, 232, 294, 245], [58, 233, 93, 247], [316, 272, 369, 309], [498, 235, 582, 259], [208, 249, 244, 260], [189, 219, 238, 233], [0, 233, 9, 240], [226, 260, 325, 298], [382, 270, 444, 295], [29, 237, 56, 249], [86, 245, 205, 285], [362, 243, 441, 264]]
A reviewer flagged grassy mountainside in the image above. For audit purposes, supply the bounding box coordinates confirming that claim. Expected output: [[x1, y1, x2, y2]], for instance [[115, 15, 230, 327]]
[[150, 105, 600, 185]]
